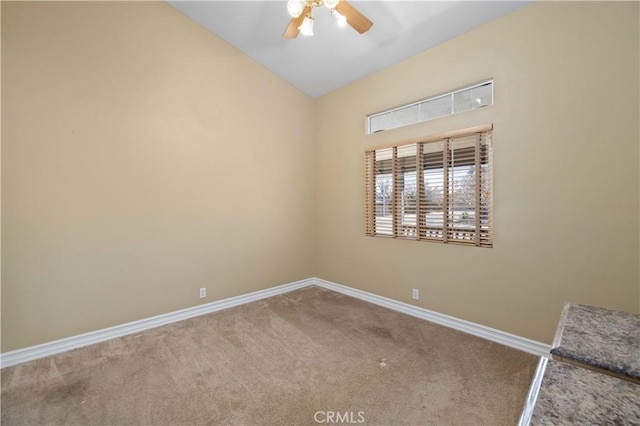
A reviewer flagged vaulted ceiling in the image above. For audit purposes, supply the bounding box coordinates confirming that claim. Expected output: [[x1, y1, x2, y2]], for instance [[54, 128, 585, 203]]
[[168, 1, 529, 97]]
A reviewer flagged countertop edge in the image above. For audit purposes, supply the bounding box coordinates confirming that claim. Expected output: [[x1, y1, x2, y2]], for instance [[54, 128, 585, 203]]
[[517, 356, 548, 426]]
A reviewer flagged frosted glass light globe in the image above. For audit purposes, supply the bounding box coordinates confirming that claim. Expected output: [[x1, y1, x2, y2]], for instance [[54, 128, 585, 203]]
[[287, 0, 303, 18], [324, 0, 339, 9]]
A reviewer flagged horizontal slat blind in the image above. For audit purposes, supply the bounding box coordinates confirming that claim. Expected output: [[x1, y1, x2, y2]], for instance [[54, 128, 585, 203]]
[[365, 126, 493, 248], [394, 144, 417, 239], [479, 131, 493, 246], [373, 147, 393, 235], [365, 151, 375, 236]]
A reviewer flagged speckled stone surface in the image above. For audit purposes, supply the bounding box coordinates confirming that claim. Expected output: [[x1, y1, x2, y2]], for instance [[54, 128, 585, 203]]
[[531, 361, 640, 425], [550, 303, 640, 380]]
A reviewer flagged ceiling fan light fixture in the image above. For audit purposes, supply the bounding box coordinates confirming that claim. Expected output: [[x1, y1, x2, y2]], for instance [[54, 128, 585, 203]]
[[287, 0, 303, 18], [283, 0, 372, 39], [333, 10, 347, 27], [299, 14, 314, 36], [324, 0, 339, 9]]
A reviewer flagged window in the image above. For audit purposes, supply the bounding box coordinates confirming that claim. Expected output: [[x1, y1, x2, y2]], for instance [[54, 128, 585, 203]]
[[365, 125, 493, 248], [367, 80, 493, 134]]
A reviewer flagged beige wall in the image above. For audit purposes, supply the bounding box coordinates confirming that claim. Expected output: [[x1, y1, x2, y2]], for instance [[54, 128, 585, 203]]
[[315, 1, 640, 343], [1, 1, 315, 351], [2, 1, 639, 352]]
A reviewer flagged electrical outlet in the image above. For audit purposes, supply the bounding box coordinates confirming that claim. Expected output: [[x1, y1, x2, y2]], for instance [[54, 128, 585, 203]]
[[412, 288, 420, 300], [199, 288, 206, 299]]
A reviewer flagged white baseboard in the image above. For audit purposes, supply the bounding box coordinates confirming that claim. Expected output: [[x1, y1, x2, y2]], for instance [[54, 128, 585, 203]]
[[311, 277, 551, 358], [0, 278, 313, 369], [1, 276, 549, 369]]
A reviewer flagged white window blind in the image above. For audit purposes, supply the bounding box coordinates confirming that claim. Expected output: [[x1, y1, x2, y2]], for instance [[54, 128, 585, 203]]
[[365, 125, 493, 248]]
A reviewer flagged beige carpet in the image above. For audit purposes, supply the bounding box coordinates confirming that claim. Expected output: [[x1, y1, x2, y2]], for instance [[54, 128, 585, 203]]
[[1, 286, 537, 425]]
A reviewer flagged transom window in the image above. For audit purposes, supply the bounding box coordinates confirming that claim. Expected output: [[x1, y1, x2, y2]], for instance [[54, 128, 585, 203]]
[[366, 80, 493, 134], [365, 125, 493, 248]]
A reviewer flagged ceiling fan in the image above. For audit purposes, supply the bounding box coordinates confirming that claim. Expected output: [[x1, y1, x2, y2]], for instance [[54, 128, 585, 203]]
[[283, 0, 373, 38]]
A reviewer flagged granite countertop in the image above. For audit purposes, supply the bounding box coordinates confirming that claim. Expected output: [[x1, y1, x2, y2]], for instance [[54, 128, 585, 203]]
[[550, 302, 640, 380], [530, 360, 640, 425]]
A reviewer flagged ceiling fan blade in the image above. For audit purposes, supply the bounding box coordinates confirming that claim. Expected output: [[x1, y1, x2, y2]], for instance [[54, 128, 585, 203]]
[[336, 0, 373, 34], [283, 5, 311, 39]]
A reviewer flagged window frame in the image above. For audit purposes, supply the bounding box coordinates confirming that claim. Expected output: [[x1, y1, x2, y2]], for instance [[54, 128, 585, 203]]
[[366, 80, 493, 135], [365, 124, 493, 248]]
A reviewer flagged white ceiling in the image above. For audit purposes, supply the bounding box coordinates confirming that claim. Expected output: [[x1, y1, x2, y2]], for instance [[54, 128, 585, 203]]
[[168, 1, 529, 98]]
